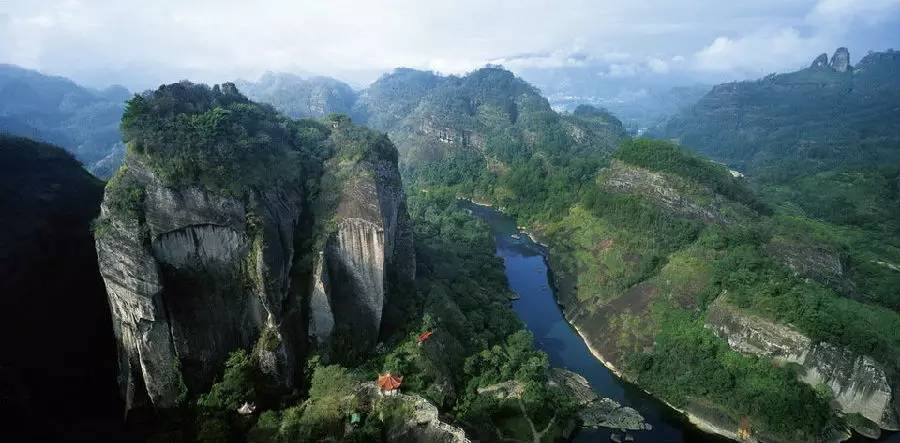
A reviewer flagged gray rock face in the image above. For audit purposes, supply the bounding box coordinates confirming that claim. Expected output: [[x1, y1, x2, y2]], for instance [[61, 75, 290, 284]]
[[309, 156, 415, 349], [763, 237, 859, 298], [356, 383, 471, 443], [97, 147, 415, 411], [547, 369, 650, 431], [706, 298, 898, 430], [600, 160, 735, 224], [812, 53, 830, 68], [830, 47, 851, 72], [96, 158, 305, 410]]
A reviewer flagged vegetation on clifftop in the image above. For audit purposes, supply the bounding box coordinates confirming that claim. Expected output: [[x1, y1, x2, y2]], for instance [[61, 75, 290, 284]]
[[120, 81, 325, 195]]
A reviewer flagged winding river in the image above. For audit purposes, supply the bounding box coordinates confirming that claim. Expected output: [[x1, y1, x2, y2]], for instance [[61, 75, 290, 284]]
[[465, 202, 898, 443]]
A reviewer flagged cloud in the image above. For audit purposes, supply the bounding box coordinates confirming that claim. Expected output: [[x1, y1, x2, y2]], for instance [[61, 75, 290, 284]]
[[693, 28, 824, 74], [0, 0, 897, 89], [809, 0, 900, 26], [691, 0, 900, 76], [647, 57, 670, 73]]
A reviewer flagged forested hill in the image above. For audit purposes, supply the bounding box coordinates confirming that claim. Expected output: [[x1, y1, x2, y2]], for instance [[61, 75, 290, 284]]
[[660, 48, 900, 180], [659, 48, 900, 321], [0, 64, 129, 178], [355, 66, 627, 164], [350, 66, 628, 217]]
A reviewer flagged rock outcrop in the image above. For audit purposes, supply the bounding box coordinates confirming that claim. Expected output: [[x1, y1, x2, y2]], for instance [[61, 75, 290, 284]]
[[549, 369, 649, 431], [599, 159, 736, 224], [96, 157, 306, 410], [95, 85, 414, 413], [309, 141, 416, 349], [706, 298, 898, 432], [830, 47, 851, 73], [812, 53, 830, 68], [763, 236, 860, 298], [356, 383, 471, 443]]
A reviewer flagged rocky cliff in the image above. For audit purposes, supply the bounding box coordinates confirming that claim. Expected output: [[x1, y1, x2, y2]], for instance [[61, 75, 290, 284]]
[[94, 83, 414, 412], [309, 124, 416, 351], [707, 297, 898, 435], [96, 157, 305, 409]]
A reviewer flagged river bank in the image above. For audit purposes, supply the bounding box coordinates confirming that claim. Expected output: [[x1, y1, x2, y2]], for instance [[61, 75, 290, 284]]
[[463, 200, 736, 443], [464, 200, 877, 443]]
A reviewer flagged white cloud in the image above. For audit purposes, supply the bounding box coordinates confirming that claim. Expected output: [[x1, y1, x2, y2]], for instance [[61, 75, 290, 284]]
[[0, 0, 897, 89], [691, 0, 900, 76], [809, 0, 900, 26], [693, 28, 825, 74], [647, 57, 670, 73]]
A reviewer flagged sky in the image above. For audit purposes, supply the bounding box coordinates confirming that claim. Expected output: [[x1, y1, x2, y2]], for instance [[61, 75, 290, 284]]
[[0, 0, 898, 91]]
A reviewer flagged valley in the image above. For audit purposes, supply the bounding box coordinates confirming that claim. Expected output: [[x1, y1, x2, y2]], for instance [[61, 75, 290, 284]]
[[1, 27, 898, 443]]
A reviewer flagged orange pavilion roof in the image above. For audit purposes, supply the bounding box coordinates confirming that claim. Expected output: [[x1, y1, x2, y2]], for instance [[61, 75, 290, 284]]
[[417, 330, 434, 343], [377, 372, 403, 391]]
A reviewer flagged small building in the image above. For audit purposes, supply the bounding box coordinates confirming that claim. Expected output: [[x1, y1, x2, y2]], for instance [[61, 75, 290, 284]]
[[417, 330, 434, 345], [377, 372, 403, 396]]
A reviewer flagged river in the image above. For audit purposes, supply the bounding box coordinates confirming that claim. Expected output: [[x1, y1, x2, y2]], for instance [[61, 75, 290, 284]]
[[465, 201, 898, 443]]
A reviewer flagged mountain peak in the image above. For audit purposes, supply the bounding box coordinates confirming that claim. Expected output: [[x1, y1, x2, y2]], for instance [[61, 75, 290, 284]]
[[830, 47, 851, 72], [811, 53, 829, 68]]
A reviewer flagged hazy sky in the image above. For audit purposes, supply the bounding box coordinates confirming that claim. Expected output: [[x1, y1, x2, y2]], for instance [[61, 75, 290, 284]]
[[1, 0, 898, 90]]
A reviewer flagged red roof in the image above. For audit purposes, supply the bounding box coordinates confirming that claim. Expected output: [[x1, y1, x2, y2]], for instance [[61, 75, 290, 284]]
[[377, 372, 403, 391], [417, 330, 434, 343]]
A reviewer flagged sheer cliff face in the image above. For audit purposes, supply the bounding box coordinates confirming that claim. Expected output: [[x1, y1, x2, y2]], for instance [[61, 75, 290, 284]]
[[96, 157, 307, 410], [309, 150, 416, 351], [95, 94, 414, 412]]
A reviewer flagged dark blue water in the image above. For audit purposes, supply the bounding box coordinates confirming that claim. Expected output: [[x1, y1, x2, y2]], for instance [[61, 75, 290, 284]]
[[466, 202, 899, 443]]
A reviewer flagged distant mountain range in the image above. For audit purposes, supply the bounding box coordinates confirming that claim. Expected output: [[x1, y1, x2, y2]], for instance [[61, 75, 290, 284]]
[[0, 64, 129, 178], [235, 72, 357, 119], [660, 48, 900, 179]]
